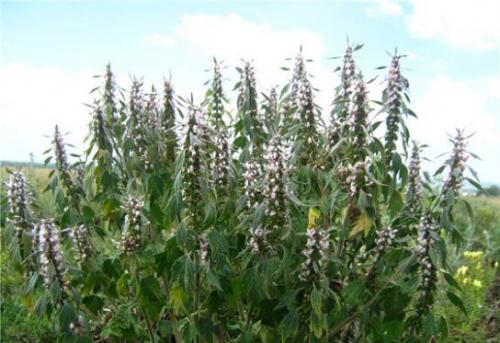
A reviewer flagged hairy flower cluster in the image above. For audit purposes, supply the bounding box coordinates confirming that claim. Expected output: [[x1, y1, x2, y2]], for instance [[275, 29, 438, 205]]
[[208, 60, 225, 130], [129, 79, 151, 169], [327, 120, 343, 151], [299, 225, 330, 282], [238, 61, 264, 159], [6, 172, 31, 242], [182, 110, 204, 229], [73, 225, 93, 265], [119, 197, 144, 253], [335, 45, 358, 133], [384, 55, 408, 164], [295, 76, 319, 164], [237, 62, 257, 115], [263, 86, 278, 132], [341, 46, 356, 101], [191, 106, 211, 149], [340, 320, 360, 343], [53, 125, 76, 194], [346, 157, 373, 201], [405, 143, 422, 216], [264, 136, 288, 241], [160, 80, 177, 162], [372, 226, 396, 265], [290, 49, 306, 108], [416, 212, 438, 312], [349, 79, 370, 161], [91, 103, 111, 153], [198, 238, 210, 266], [443, 130, 468, 198], [129, 79, 145, 125], [69, 315, 86, 336], [103, 63, 117, 120], [243, 158, 263, 210], [249, 226, 269, 255], [145, 86, 160, 130], [38, 219, 69, 293], [213, 132, 230, 198]]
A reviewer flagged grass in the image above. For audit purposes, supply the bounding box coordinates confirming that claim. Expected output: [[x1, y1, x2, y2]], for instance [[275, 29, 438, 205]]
[[434, 196, 500, 342]]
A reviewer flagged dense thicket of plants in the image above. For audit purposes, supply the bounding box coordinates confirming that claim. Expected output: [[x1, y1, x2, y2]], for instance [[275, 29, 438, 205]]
[[2, 45, 481, 342]]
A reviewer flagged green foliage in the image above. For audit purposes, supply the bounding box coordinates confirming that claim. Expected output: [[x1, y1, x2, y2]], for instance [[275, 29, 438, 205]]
[[0, 47, 490, 342]]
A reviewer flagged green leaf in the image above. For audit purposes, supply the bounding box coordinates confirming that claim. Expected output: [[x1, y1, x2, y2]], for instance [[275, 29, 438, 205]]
[[82, 295, 104, 316], [59, 302, 76, 331], [279, 311, 299, 340], [446, 291, 468, 317], [310, 311, 326, 338], [199, 318, 214, 343], [206, 270, 222, 291], [389, 191, 403, 217], [343, 280, 364, 306], [442, 271, 462, 291], [423, 313, 435, 338], [169, 282, 187, 314], [311, 286, 322, 316], [437, 315, 449, 340], [233, 136, 247, 149], [116, 273, 129, 298]]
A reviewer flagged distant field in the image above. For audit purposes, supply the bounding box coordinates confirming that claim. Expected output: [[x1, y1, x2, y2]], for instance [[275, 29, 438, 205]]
[[0, 165, 52, 184]]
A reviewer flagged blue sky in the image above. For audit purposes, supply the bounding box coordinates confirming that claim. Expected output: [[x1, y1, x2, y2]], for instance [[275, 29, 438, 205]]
[[1, 0, 499, 183]]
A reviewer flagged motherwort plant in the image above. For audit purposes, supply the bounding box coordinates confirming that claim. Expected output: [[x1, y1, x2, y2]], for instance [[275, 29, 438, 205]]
[[9, 43, 480, 342]]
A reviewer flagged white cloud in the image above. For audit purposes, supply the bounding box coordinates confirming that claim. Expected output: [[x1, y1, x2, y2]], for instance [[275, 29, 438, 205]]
[[144, 13, 334, 111], [407, 0, 500, 51], [409, 73, 500, 183], [363, 0, 403, 16], [0, 63, 97, 162], [143, 34, 176, 47]]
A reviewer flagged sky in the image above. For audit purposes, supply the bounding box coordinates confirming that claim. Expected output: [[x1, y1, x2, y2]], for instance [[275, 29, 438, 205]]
[[1, 0, 499, 184]]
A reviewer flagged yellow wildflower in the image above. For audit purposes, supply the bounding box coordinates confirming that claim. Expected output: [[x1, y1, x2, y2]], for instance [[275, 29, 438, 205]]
[[472, 280, 482, 288], [463, 250, 483, 259], [461, 277, 471, 285], [456, 266, 468, 276]]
